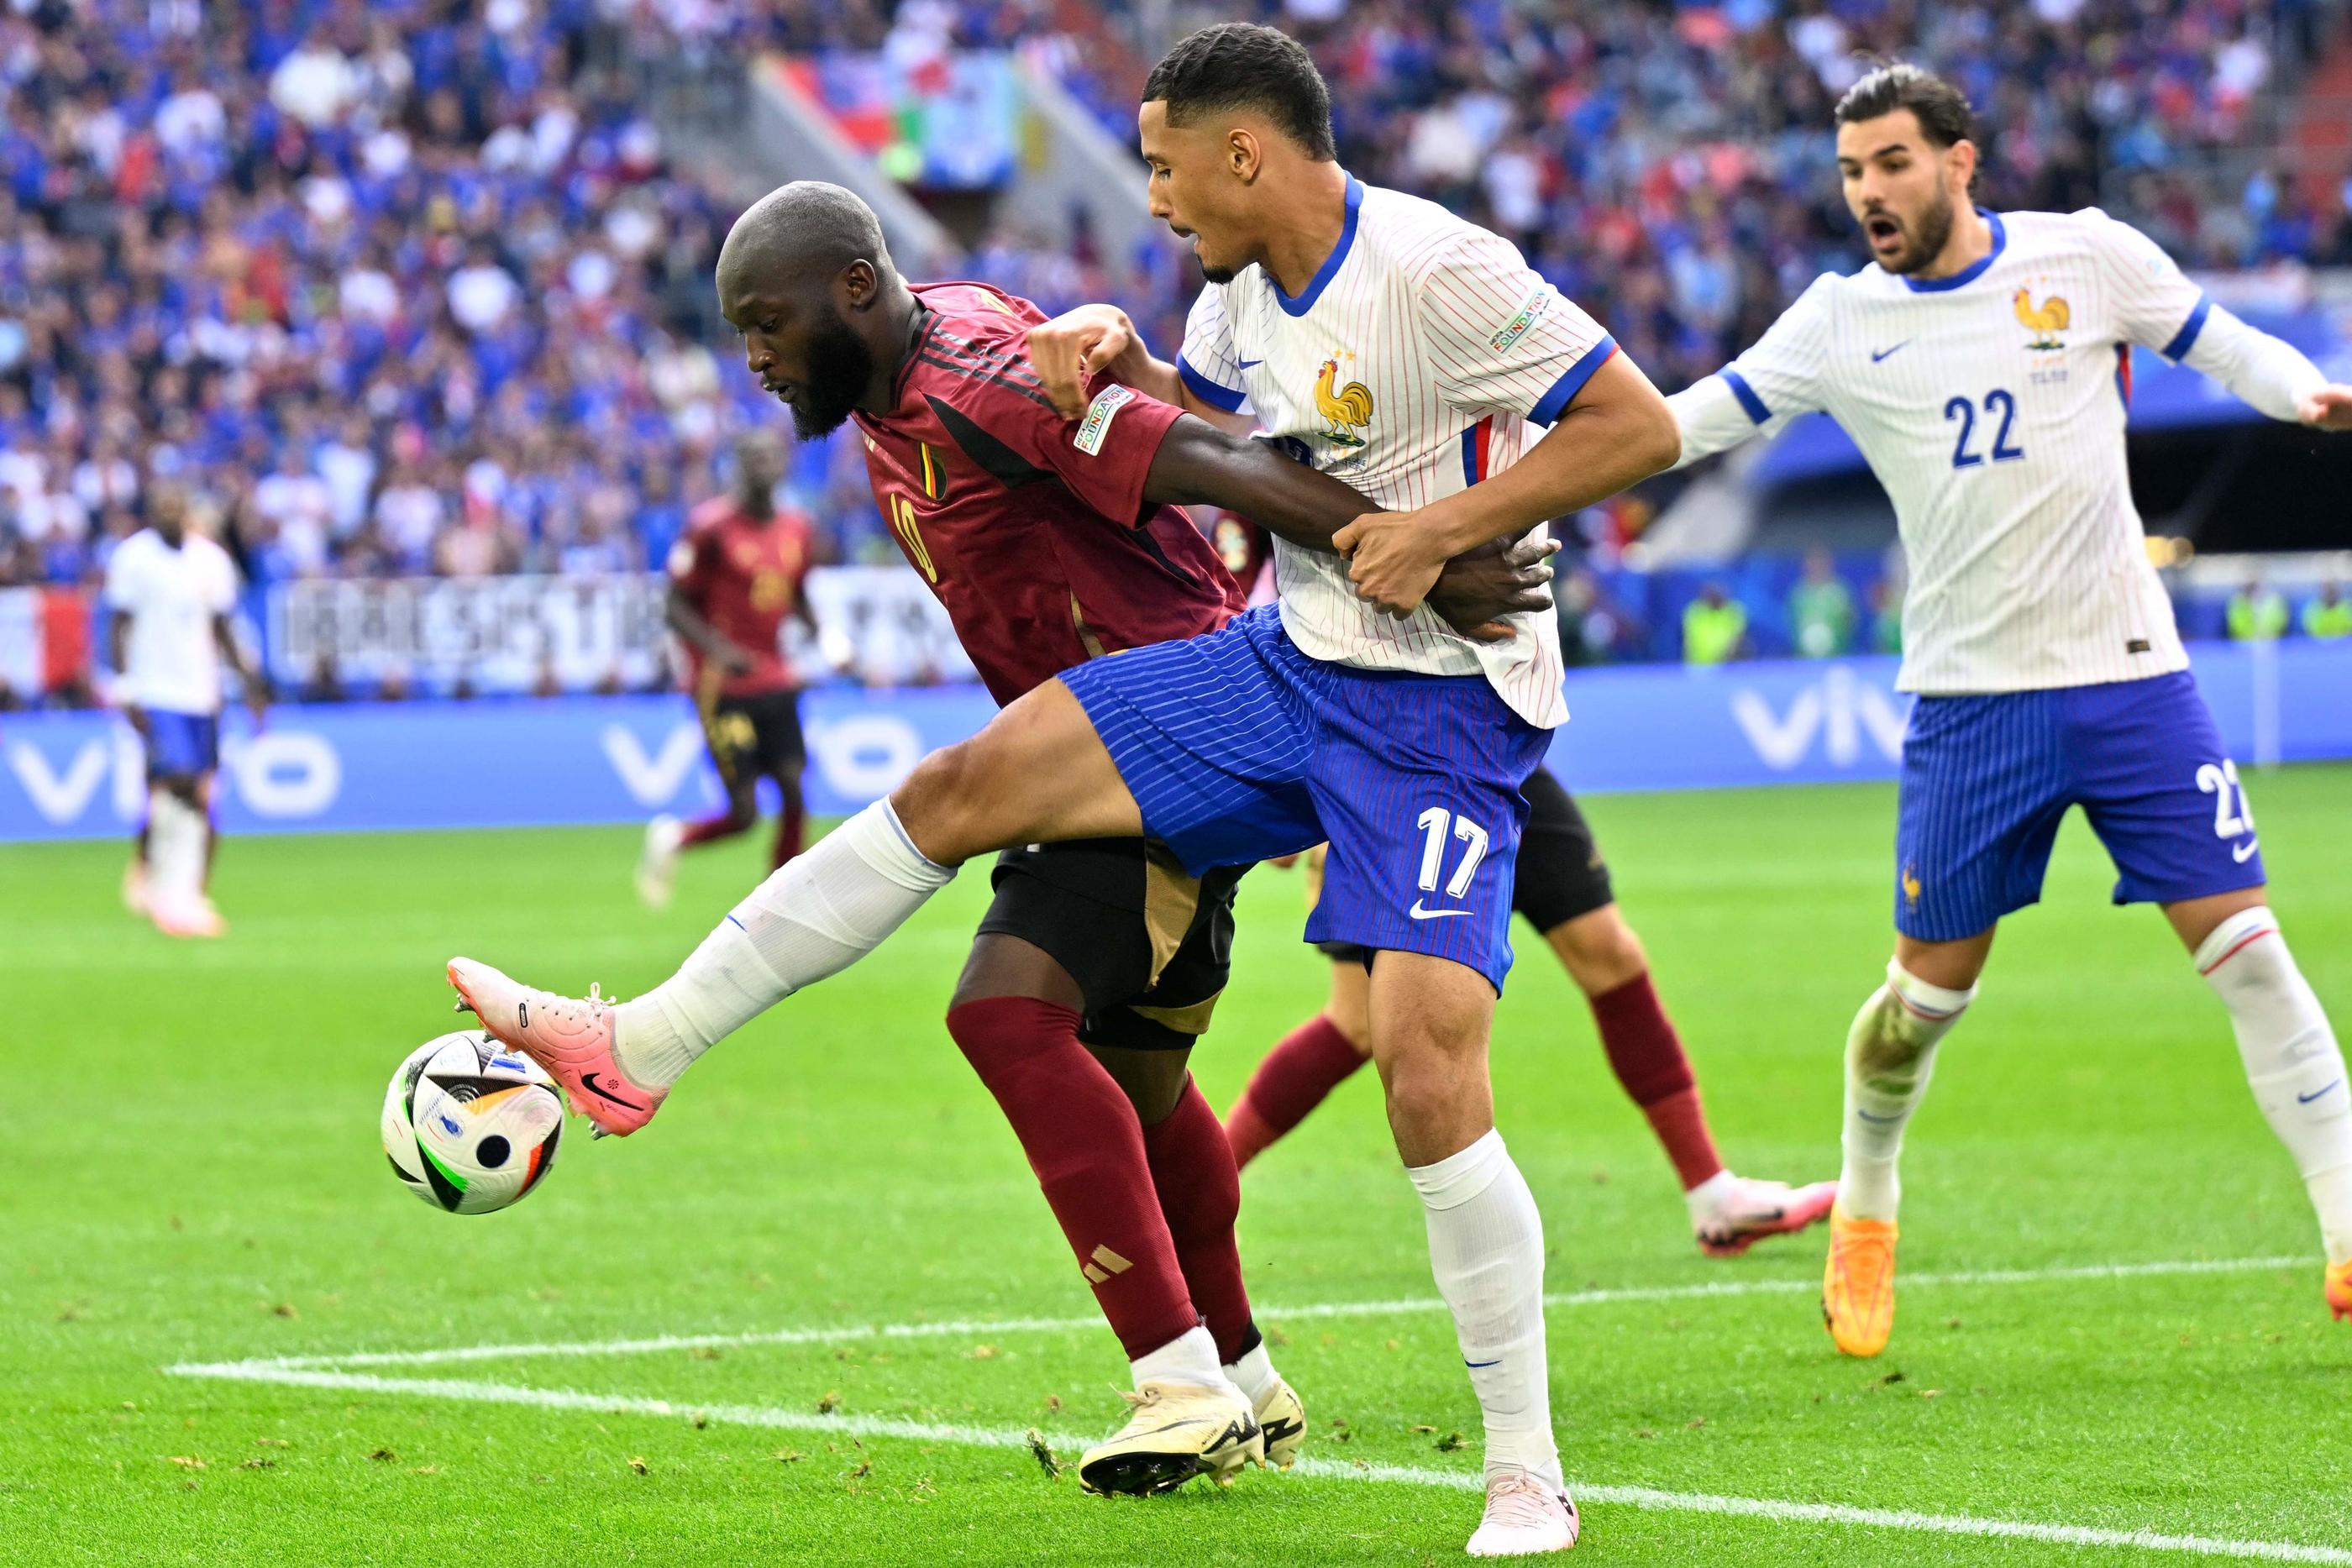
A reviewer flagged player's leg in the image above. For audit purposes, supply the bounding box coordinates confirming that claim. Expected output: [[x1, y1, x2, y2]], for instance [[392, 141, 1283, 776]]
[[1516, 771, 1833, 1253], [144, 712, 223, 938], [760, 690, 810, 868], [1305, 674, 1576, 1553], [1226, 845, 1375, 1169], [637, 698, 760, 908], [456, 611, 1323, 1138], [123, 817, 150, 915], [1825, 691, 2066, 1356], [2071, 672, 2352, 1315]]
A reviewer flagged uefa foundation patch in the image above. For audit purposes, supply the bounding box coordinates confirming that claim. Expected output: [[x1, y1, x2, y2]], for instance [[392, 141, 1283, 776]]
[[1074, 384, 1137, 455]]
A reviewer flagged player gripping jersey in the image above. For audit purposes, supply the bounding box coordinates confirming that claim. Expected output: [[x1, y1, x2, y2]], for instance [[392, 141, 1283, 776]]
[[448, 27, 1677, 1554], [1669, 63, 2352, 1360]]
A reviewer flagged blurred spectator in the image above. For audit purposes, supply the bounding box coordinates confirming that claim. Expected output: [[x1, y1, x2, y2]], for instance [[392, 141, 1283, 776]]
[[1683, 583, 1749, 665], [2304, 581, 2352, 642], [1788, 548, 1856, 658], [1867, 576, 1904, 657], [2228, 574, 2290, 641]]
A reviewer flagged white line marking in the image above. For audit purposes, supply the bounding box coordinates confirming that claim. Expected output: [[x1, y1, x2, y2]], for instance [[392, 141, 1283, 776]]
[[225, 1253, 2305, 1371], [160, 1362, 2352, 1565]]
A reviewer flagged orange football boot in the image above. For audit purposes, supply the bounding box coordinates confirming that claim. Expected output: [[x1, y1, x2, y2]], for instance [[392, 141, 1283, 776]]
[[1822, 1204, 1898, 1357]]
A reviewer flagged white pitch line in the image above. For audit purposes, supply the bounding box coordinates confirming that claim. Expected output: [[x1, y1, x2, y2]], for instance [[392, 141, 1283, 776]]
[[227, 1252, 2304, 1372], [159, 1361, 2352, 1565]]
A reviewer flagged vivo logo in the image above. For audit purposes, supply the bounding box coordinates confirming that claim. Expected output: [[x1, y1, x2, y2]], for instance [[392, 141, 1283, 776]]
[[1728, 667, 1908, 770], [3, 728, 341, 824]]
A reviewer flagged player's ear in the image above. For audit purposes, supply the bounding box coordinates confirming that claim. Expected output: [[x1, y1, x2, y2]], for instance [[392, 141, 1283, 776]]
[[840, 259, 879, 312], [1949, 137, 1978, 195], [1227, 127, 1261, 185]]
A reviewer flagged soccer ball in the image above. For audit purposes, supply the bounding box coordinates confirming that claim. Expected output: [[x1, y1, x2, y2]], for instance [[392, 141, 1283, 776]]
[[381, 1030, 565, 1214]]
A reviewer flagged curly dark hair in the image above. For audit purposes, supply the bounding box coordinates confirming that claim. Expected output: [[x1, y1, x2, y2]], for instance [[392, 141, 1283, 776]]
[[1142, 24, 1337, 162]]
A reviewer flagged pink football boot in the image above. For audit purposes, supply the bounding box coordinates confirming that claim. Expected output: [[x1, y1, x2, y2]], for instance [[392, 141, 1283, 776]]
[[446, 958, 665, 1137]]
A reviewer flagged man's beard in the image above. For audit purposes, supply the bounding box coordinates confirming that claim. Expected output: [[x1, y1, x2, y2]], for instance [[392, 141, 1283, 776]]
[[1885, 189, 1957, 276], [786, 307, 874, 440], [1198, 257, 1237, 286]]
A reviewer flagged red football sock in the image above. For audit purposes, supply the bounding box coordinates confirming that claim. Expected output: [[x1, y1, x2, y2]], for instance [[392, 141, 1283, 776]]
[[771, 798, 805, 868], [1142, 1078, 1257, 1366], [1225, 1014, 1368, 1169], [1589, 972, 1724, 1190], [946, 998, 1200, 1361], [678, 812, 751, 848]]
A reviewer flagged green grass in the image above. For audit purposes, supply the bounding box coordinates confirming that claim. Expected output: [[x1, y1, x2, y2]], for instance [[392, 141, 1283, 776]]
[[6, 767, 2352, 1566]]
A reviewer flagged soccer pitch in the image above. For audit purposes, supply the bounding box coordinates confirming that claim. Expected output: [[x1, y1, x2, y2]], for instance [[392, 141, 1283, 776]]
[[8, 768, 2351, 1567]]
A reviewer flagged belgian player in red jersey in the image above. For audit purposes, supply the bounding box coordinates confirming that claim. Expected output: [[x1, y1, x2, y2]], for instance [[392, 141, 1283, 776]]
[[636, 431, 832, 907], [448, 180, 1548, 1497]]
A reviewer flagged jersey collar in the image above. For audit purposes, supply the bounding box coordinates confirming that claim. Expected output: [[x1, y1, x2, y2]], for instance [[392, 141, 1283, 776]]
[[1271, 173, 1364, 317], [1900, 208, 2005, 293]]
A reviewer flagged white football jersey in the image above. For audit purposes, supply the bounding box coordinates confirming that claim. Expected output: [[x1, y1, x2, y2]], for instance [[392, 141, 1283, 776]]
[[103, 527, 239, 715], [1179, 176, 1620, 728], [1672, 207, 2248, 695]]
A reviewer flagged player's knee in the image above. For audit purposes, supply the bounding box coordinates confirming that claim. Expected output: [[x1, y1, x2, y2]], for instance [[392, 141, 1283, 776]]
[[1546, 906, 1647, 996], [157, 773, 202, 808], [1379, 1041, 1478, 1134]]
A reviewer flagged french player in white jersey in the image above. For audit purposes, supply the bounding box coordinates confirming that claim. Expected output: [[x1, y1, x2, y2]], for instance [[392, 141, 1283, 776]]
[[445, 27, 1677, 1555], [102, 483, 267, 939], [1669, 64, 2352, 1360]]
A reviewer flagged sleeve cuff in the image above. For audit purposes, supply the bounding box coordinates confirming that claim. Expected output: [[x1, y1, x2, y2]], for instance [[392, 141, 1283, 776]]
[[1720, 370, 1772, 425], [1529, 337, 1619, 426], [1177, 354, 1248, 413], [2160, 294, 2212, 362]]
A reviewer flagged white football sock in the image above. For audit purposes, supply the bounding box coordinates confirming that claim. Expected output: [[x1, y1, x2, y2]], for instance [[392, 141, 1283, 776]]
[[1839, 957, 1975, 1221], [1408, 1129, 1560, 1491], [147, 790, 205, 908], [1130, 1324, 1238, 1397], [613, 800, 955, 1088], [1224, 1340, 1279, 1406], [2197, 907, 2352, 1264]]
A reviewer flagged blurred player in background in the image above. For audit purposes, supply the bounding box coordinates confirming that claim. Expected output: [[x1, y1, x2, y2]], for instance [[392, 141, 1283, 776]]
[[1229, 819, 1835, 1255], [1670, 63, 2352, 1359], [106, 483, 266, 938], [637, 431, 843, 907]]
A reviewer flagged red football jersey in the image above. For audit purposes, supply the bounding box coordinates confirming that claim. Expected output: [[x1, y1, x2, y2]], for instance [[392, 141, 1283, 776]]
[[667, 497, 815, 698], [851, 281, 1246, 707]]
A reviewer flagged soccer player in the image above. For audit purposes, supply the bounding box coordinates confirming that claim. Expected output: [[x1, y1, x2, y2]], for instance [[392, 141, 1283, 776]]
[[1221, 826, 1835, 1253], [636, 431, 832, 907], [1668, 63, 2352, 1358], [1038, 397, 1834, 1263], [105, 483, 265, 938], [468, 180, 1543, 1490], [451, 26, 1677, 1552]]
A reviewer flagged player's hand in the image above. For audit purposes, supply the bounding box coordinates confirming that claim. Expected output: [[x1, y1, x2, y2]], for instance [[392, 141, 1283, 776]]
[[244, 680, 271, 721], [1026, 305, 1137, 421], [715, 643, 759, 676], [2298, 385, 2352, 432], [817, 623, 858, 675], [121, 702, 149, 738], [1425, 534, 1561, 644], [1331, 509, 1452, 620]]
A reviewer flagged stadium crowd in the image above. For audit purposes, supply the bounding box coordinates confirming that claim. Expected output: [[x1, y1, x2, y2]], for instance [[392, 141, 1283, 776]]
[[0, 0, 2345, 670]]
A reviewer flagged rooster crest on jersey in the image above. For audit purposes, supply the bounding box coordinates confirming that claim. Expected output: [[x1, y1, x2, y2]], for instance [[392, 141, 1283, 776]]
[[1313, 354, 1373, 447], [2013, 287, 2070, 351]]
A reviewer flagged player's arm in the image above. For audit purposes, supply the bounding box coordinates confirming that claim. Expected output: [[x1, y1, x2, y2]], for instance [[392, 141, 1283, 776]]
[[662, 532, 758, 674], [105, 605, 147, 735], [1331, 234, 1687, 616], [1143, 415, 1557, 639], [1027, 298, 1258, 436], [1662, 275, 1834, 472], [2090, 209, 2352, 430], [213, 612, 269, 715]]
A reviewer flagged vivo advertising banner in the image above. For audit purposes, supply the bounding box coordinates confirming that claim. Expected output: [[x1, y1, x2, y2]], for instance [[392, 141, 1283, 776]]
[[3, 647, 2346, 842]]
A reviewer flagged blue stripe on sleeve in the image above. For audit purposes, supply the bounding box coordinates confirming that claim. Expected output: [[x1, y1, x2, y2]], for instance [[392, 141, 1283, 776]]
[[1721, 370, 1772, 425], [2160, 294, 2212, 362], [1177, 354, 1248, 413], [1529, 336, 1619, 426]]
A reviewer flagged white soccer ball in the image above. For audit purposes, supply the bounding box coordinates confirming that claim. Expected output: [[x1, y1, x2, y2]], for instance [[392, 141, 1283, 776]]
[[381, 1030, 565, 1214]]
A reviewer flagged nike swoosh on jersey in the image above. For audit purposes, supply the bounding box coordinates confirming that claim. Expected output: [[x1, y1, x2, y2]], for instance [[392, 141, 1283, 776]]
[[2234, 838, 2261, 863], [1236, 358, 1263, 370], [1408, 900, 1472, 920], [1870, 341, 1914, 363]]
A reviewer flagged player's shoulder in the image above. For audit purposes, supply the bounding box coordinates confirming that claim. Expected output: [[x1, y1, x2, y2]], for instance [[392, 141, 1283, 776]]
[[911, 281, 1049, 354], [905, 286, 1066, 425], [685, 496, 739, 536], [1355, 181, 1509, 277]]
